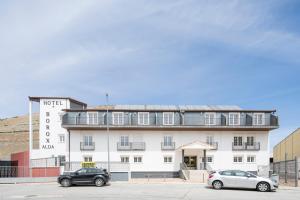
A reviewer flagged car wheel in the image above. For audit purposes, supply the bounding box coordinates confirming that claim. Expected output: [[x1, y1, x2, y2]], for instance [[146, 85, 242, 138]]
[[61, 179, 71, 187], [257, 182, 270, 192], [212, 180, 223, 190], [95, 178, 105, 187]]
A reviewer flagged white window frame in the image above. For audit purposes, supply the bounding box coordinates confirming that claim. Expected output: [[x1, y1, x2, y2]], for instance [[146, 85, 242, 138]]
[[163, 112, 174, 125], [83, 135, 93, 146], [233, 155, 243, 163], [87, 112, 98, 125], [163, 156, 173, 163], [246, 136, 255, 146], [120, 156, 130, 163], [163, 135, 173, 146], [83, 155, 93, 162], [120, 135, 129, 146], [206, 135, 214, 145], [202, 156, 214, 163], [205, 113, 216, 125], [133, 156, 143, 163], [246, 155, 256, 163], [233, 136, 243, 146], [58, 134, 65, 143], [229, 112, 240, 126], [253, 113, 265, 125], [112, 112, 124, 125], [138, 112, 150, 125]]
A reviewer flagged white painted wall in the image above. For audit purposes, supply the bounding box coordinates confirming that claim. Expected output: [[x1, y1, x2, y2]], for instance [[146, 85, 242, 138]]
[[31, 98, 70, 159], [69, 130, 270, 172]]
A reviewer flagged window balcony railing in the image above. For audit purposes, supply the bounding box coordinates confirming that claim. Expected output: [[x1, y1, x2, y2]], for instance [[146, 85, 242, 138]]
[[232, 142, 260, 151], [161, 142, 176, 150], [62, 115, 278, 129], [80, 142, 95, 151], [117, 142, 146, 151]]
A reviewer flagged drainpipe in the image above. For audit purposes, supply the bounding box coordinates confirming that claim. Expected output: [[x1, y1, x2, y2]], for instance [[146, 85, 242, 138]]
[[203, 149, 207, 170], [29, 100, 32, 177], [182, 150, 184, 165], [106, 94, 111, 174], [68, 130, 71, 170]]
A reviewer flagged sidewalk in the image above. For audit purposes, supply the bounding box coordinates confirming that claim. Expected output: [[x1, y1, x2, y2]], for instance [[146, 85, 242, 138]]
[[0, 177, 57, 184]]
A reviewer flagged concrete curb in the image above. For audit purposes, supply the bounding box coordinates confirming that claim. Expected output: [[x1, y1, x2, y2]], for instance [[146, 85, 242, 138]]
[[0, 177, 57, 184]]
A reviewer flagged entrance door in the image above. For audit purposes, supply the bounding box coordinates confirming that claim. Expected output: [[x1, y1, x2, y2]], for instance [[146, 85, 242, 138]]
[[184, 156, 197, 169]]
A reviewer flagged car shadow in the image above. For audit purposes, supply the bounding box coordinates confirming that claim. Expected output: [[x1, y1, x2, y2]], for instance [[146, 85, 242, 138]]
[[59, 183, 111, 188], [205, 186, 276, 192]]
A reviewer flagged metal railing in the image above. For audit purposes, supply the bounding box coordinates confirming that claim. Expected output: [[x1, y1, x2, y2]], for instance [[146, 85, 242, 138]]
[[232, 142, 260, 151], [64, 161, 130, 172], [180, 163, 190, 180], [62, 115, 279, 128], [117, 142, 146, 151], [80, 142, 95, 151], [161, 142, 176, 150]]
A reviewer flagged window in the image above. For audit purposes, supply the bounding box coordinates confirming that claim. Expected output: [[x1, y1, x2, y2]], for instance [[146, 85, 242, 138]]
[[202, 156, 213, 163], [234, 171, 247, 177], [87, 112, 98, 125], [83, 156, 93, 162], [112, 112, 124, 125], [83, 135, 93, 146], [253, 113, 265, 125], [163, 136, 173, 146], [77, 168, 87, 174], [229, 113, 240, 125], [246, 136, 254, 146], [206, 135, 214, 145], [58, 134, 65, 143], [120, 136, 129, 146], [247, 156, 256, 163], [205, 113, 216, 125], [233, 156, 243, 163], [164, 156, 172, 163], [138, 112, 149, 125], [220, 171, 233, 176], [233, 136, 243, 146], [134, 156, 142, 163], [163, 112, 174, 125], [121, 156, 129, 163]]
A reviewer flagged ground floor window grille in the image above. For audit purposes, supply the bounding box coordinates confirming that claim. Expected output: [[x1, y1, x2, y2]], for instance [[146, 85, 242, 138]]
[[83, 156, 93, 162], [164, 156, 172, 163], [121, 156, 129, 163], [134, 156, 142, 163], [233, 156, 243, 163], [247, 156, 255, 163]]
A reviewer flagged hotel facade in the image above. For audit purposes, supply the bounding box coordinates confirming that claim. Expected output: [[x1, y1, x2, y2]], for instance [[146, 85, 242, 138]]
[[28, 96, 279, 180]]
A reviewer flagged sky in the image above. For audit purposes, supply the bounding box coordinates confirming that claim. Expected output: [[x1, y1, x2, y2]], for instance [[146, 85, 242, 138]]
[[0, 0, 300, 148]]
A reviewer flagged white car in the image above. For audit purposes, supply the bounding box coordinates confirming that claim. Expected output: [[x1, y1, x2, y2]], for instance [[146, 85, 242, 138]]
[[207, 170, 278, 192]]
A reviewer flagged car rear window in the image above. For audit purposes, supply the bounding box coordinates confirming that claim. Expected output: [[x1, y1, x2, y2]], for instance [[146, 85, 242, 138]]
[[220, 171, 233, 176]]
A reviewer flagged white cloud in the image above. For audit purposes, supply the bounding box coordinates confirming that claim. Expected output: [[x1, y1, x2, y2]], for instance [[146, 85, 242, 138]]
[[0, 0, 299, 118]]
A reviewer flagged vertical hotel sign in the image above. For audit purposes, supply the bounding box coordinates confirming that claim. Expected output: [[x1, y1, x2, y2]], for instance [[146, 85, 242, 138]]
[[40, 99, 66, 150]]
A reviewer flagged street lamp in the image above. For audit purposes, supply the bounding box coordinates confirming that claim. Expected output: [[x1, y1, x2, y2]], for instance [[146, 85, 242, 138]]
[[106, 93, 111, 173]]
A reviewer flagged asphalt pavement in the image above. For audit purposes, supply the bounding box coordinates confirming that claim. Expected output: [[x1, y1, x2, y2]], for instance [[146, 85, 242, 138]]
[[0, 182, 299, 200]]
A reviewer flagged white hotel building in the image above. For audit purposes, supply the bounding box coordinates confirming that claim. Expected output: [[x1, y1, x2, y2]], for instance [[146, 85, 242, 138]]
[[29, 96, 279, 180]]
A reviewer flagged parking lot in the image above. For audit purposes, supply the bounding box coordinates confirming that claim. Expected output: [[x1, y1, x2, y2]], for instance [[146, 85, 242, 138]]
[[0, 182, 299, 200]]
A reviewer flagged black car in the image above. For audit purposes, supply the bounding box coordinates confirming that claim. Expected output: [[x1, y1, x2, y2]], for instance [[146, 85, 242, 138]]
[[58, 168, 110, 187]]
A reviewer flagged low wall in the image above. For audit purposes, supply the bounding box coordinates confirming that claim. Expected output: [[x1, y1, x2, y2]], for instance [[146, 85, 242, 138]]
[[32, 167, 60, 177]]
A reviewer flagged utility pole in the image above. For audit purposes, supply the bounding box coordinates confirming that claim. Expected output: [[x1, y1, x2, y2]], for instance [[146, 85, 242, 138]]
[[106, 93, 111, 173]]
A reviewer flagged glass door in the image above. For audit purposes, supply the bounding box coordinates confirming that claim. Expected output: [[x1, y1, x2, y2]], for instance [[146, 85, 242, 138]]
[[184, 156, 197, 169]]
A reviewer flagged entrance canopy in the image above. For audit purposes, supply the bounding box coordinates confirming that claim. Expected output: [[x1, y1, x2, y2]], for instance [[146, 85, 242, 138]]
[[177, 140, 214, 150]]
